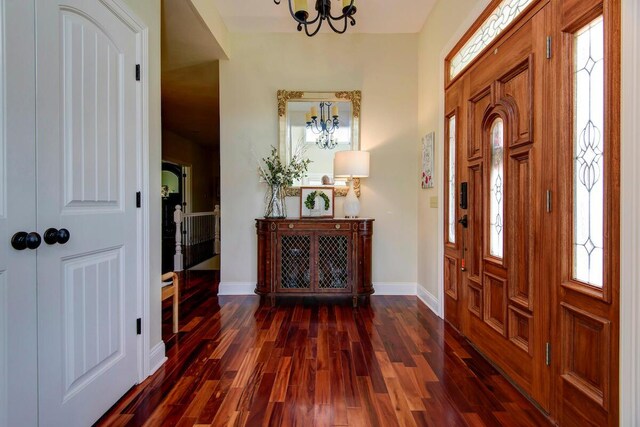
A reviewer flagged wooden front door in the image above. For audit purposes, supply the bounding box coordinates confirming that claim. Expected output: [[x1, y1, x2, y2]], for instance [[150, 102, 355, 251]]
[[444, 0, 621, 424], [445, 1, 554, 412]]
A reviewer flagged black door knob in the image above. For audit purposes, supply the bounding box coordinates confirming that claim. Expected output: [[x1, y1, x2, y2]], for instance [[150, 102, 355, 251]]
[[26, 232, 42, 249], [12, 232, 41, 250], [44, 228, 71, 245]]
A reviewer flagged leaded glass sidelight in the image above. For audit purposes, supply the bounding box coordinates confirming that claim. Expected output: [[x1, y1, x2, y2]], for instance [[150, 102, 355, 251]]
[[489, 119, 504, 258], [448, 116, 457, 244], [573, 17, 604, 288], [449, 0, 534, 79]]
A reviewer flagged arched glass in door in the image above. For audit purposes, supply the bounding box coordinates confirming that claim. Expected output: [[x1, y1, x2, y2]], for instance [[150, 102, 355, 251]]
[[489, 118, 504, 258]]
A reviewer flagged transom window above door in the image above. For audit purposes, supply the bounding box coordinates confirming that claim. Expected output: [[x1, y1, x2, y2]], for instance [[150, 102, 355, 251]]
[[448, 0, 535, 79]]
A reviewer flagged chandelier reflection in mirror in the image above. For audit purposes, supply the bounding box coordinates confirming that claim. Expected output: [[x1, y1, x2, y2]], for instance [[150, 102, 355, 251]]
[[273, 0, 357, 37], [306, 102, 340, 149]]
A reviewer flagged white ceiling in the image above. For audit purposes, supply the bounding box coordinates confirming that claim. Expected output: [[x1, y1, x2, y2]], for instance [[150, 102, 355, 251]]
[[211, 0, 437, 34]]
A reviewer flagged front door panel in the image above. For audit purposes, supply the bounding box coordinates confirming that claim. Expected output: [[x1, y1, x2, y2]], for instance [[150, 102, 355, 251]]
[[446, 4, 553, 411]]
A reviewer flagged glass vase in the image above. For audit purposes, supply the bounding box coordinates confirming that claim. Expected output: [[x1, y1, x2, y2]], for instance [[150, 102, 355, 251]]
[[265, 185, 287, 218]]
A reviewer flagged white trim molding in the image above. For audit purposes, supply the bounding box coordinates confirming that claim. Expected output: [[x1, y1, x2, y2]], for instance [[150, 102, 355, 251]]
[[417, 285, 441, 318], [218, 282, 256, 295], [97, 0, 151, 384], [620, 0, 640, 424], [218, 282, 419, 297], [148, 341, 167, 376], [372, 282, 418, 295]]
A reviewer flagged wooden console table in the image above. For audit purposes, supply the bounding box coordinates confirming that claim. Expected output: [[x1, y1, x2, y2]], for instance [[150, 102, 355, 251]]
[[255, 218, 374, 306]]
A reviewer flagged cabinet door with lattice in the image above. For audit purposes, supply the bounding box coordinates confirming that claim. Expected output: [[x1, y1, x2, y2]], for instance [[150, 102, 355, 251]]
[[314, 231, 352, 293], [277, 232, 313, 292]]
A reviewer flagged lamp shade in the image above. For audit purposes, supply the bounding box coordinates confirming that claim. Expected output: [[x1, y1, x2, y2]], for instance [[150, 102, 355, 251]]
[[334, 150, 370, 178]]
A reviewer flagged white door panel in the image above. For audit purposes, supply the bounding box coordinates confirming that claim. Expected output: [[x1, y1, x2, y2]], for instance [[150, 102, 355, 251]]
[[61, 8, 123, 211], [36, 0, 140, 425], [0, 0, 39, 425]]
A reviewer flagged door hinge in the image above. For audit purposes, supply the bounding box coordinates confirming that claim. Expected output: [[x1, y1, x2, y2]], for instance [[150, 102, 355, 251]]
[[546, 36, 552, 59], [545, 342, 551, 366], [546, 190, 552, 213], [135, 64, 141, 81], [136, 191, 142, 208], [136, 318, 142, 335]]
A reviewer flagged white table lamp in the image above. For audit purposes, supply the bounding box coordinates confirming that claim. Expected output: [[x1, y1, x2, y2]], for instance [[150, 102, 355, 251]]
[[334, 150, 370, 218]]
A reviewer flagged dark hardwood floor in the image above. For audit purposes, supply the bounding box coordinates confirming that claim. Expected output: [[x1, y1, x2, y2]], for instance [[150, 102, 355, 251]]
[[97, 282, 552, 427]]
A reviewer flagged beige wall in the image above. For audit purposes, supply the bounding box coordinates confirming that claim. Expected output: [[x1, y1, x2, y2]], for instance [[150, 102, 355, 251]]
[[417, 0, 489, 309], [120, 0, 163, 361], [163, 130, 219, 212], [219, 33, 419, 287]]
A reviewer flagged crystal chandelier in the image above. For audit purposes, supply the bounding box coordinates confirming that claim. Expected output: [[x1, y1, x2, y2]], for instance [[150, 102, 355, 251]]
[[273, 0, 357, 37], [306, 102, 340, 150]]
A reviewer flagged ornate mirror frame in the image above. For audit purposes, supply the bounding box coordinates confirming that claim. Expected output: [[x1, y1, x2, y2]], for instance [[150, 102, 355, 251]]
[[277, 90, 362, 197]]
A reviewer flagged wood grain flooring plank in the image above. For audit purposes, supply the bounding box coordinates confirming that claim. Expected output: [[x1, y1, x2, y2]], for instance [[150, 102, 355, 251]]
[[269, 356, 292, 403], [97, 281, 552, 427], [384, 376, 418, 427]]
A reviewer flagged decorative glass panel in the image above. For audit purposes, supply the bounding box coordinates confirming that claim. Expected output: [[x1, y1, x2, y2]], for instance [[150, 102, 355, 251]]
[[490, 119, 504, 258], [280, 235, 311, 289], [317, 236, 349, 289], [448, 116, 457, 244], [573, 17, 604, 288], [449, 0, 534, 79]]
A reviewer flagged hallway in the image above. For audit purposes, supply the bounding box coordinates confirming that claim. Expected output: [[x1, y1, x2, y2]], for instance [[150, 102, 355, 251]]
[[98, 293, 551, 426]]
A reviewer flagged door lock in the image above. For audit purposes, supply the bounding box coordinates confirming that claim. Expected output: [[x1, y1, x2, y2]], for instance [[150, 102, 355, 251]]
[[458, 215, 468, 228]]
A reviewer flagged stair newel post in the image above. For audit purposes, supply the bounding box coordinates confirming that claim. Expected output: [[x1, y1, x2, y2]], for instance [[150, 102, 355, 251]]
[[174, 204, 183, 272], [214, 204, 221, 254]]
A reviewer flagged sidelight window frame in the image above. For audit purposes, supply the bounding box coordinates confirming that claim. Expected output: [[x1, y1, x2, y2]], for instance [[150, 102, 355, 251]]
[[560, 4, 619, 303], [445, 109, 458, 247]]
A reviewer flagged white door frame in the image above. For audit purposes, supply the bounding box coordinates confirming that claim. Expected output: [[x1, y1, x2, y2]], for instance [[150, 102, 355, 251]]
[[619, 0, 640, 423], [98, 0, 151, 382]]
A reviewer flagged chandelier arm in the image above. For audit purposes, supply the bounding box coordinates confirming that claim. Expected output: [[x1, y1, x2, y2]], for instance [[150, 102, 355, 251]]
[[304, 19, 325, 37], [324, 120, 337, 133], [308, 124, 322, 135], [275, 0, 356, 36], [326, 15, 349, 34], [329, 0, 355, 20]]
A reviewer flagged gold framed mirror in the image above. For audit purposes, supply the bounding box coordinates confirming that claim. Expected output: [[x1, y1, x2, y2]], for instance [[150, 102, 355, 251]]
[[277, 90, 362, 197]]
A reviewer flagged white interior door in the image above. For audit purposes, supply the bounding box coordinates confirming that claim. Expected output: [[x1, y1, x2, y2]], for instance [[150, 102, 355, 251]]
[[35, 0, 141, 425], [0, 1, 39, 426]]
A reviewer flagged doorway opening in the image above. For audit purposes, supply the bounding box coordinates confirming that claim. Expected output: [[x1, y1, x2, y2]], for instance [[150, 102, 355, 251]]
[[160, 0, 222, 344]]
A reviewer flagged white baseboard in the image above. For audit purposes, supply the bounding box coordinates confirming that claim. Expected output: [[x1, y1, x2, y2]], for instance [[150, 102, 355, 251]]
[[417, 285, 442, 318], [216, 282, 443, 318], [148, 341, 167, 376], [373, 282, 418, 295], [218, 282, 255, 295]]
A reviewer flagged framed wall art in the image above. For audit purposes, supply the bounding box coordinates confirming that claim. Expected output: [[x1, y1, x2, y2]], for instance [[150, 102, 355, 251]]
[[422, 132, 435, 189], [300, 187, 335, 218]]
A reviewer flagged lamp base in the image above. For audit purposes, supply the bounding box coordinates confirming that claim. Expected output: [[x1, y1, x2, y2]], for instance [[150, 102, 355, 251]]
[[343, 180, 360, 218]]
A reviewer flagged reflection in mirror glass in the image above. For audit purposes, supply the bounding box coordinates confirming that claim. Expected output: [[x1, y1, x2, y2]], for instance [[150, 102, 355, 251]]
[[286, 100, 353, 187]]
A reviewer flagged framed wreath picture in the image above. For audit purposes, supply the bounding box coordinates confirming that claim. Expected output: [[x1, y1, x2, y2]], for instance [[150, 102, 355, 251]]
[[300, 187, 335, 218]]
